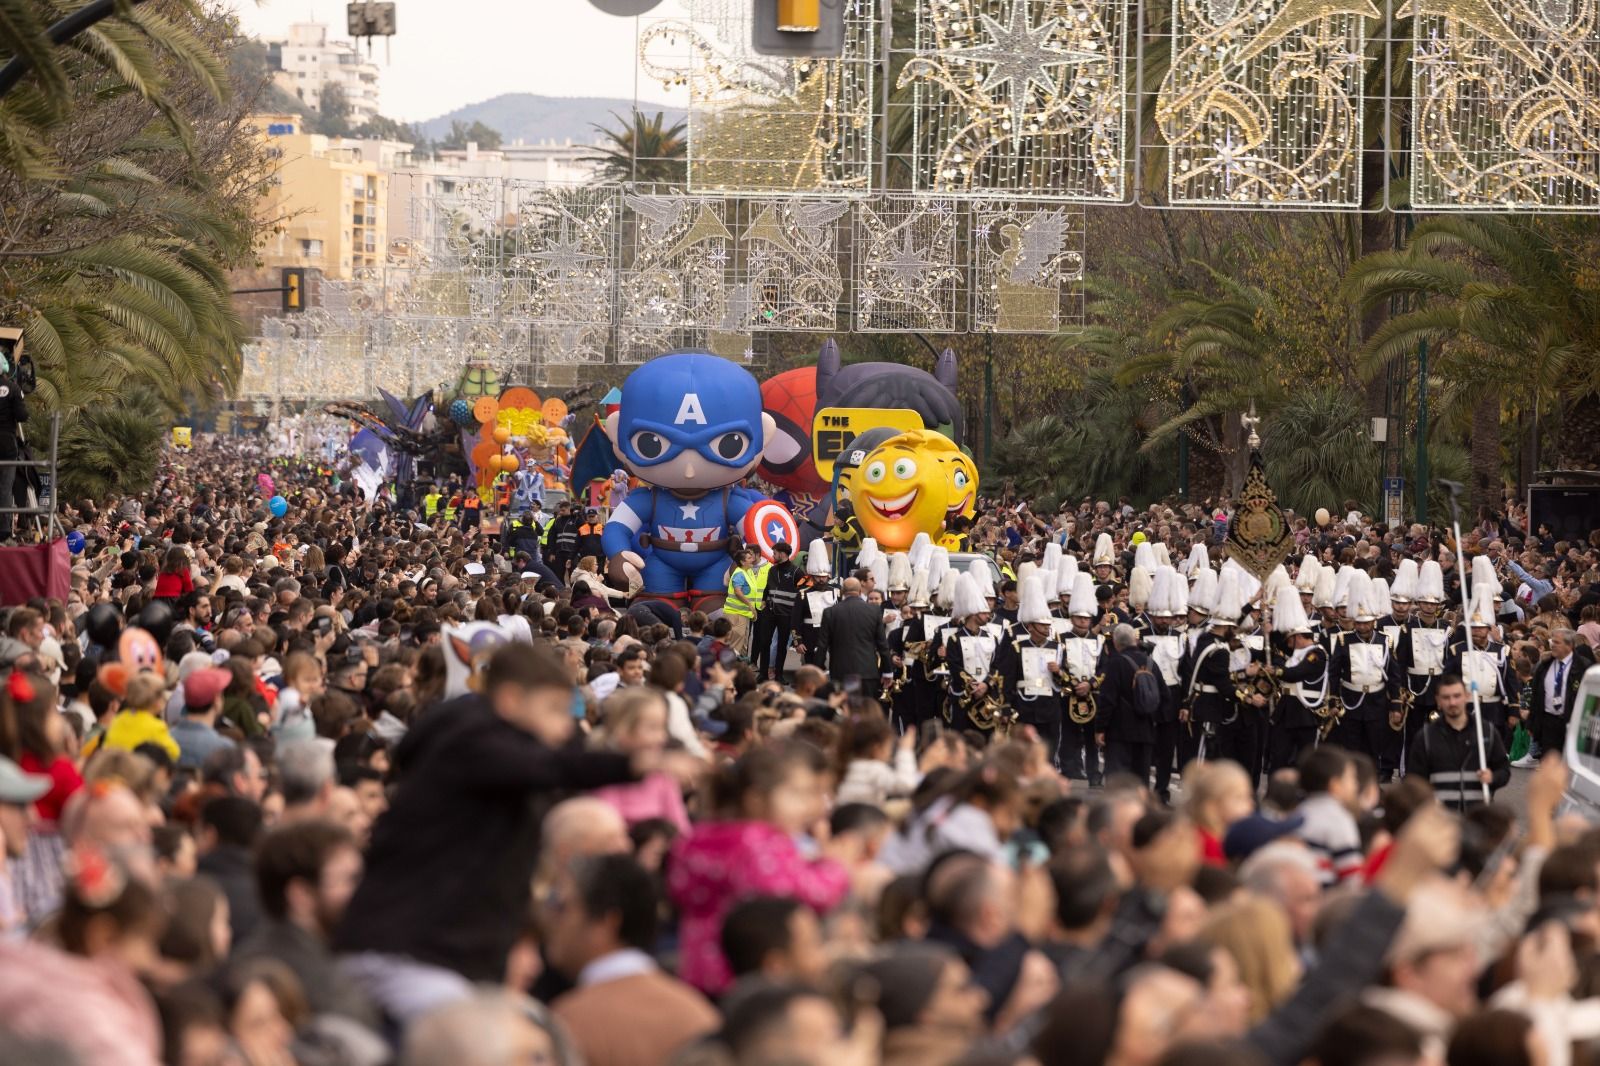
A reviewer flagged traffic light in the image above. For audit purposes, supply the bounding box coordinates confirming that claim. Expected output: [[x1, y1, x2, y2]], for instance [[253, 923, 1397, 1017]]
[[282, 268, 305, 314], [753, 0, 845, 56]]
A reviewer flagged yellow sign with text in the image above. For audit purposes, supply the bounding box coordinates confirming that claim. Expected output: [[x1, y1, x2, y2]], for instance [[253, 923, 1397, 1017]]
[[171, 426, 192, 450], [811, 407, 924, 481]]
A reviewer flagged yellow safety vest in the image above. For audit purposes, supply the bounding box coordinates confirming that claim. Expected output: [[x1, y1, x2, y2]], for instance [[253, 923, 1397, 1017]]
[[725, 564, 768, 618], [424, 493, 442, 517]]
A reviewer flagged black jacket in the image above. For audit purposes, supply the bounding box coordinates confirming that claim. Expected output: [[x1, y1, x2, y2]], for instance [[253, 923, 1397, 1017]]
[[1097, 648, 1156, 744], [197, 844, 262, 947], [0, 377, 24, 458], [818, 595, 890, 682], [334, 694, 635, 981], [1529, 649, 1593, 723], [1406, 714, 1511, 810]]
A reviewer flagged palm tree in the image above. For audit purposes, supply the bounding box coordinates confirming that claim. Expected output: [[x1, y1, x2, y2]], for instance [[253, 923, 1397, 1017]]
[[0, 1, 267, 485], [587, 110, 688, 186], [1345, 216, 1600, 503]]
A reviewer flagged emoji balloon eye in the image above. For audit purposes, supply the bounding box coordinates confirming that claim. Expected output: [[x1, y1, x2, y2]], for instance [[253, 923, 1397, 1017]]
[[864, 461, 886, 484], [893, 458, 917, 480], [954, 469, 970, 489]]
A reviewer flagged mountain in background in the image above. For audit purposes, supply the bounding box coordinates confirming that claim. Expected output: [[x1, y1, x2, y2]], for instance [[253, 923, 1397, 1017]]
[[416, 93, 685, 146]]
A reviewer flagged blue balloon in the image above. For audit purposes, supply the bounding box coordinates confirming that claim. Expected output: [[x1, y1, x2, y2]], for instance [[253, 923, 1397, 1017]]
[[65, 530, 85, 554], [269, 495, 288, 518]]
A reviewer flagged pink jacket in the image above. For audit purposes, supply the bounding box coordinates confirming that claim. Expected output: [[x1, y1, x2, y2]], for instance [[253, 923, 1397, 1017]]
[[593, 772, 691, 834], [668, 820, 849, 995], [0, 940, 161, 1066]]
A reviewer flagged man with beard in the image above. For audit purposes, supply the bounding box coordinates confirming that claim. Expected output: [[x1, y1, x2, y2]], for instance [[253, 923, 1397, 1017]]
[[236, 820, 377, 1025]]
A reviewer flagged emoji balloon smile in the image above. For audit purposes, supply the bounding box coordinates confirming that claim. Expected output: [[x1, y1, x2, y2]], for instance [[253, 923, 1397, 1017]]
[[866, 488, 919, 520]]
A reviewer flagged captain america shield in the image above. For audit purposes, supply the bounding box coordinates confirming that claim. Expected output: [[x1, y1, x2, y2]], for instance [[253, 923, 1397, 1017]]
[[742, 500, 799, 563]]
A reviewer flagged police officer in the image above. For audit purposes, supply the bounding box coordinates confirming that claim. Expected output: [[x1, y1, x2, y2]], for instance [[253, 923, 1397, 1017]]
[[753, 541, 800, 679]]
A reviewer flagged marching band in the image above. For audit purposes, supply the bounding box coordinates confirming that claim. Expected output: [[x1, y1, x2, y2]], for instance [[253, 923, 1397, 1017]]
[[865, 532, 1525, 795]]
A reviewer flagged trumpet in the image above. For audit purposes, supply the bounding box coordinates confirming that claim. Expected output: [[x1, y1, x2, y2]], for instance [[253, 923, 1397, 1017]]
[[960, 670, 1014, 734]]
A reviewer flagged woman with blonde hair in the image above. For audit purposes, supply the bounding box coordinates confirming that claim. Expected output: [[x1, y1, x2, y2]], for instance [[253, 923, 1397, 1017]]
[[1182, 759, 1256, 866], [1200, 894, 1303, 1023]]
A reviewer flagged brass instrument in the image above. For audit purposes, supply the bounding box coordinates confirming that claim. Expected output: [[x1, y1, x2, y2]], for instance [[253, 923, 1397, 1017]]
[[1315, 695, 1345, 742], [1389, 686, 1415, 732], [959, 670, 1013, 734], [1067, 675, 1100, 725], [885, 639, 933, 699]]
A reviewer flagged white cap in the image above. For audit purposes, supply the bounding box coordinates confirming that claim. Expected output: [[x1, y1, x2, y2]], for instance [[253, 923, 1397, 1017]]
[[867, 551, 889, 593], [1149, 565, 1179, 617], [1040, 542, 1064, 574], [1210, 569, 1245, 625], [936, 569, 960, 611], [1344, 571, 1377, 622], [1129, 566, 1153, 611], [1069, 572, 1098, 618], [1312, 565, 1337, 609], [1184, 542, 1210, 576], [1153, 543, 1172, 569], [1133, 542, 1156, 573], [1471, 554, 1500, 602], [1418, 560, 1446, 604], [1371, 577, 1393, 619], [908, 532, 934, 573], [1262, 563, 1291, 608], [805, 538, 832, 577], [1390, 558, 1419, 603], [1055, 555, 1079, 597], [1016, 560, 1039, 589], [1093, 533, 1116, 568], [887, 553, 912, 592], [968, 559, 996, 600], [1274, 583, 1314, 636], [1189, 568, 1218, 614], [1221, 557, 1261, 604], [1466, 581, 1495, 627], [857, 538, 882, 570], [1294, 554, 1321, 594], [1171, 568, 1190, 616], [927, 547, 950, 593], [908, 567, 932, 609], [1018, 574, 1053, 626], [952, 572, 988, 621]]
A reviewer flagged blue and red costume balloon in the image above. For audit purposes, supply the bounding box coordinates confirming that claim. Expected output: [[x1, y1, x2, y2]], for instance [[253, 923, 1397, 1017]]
[[601, 351, 796, 602]]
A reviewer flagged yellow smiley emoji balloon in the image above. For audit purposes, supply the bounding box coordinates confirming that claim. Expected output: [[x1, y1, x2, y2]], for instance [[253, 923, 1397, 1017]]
[[942, 448, 978, 523], [854, 430, 958, 550]]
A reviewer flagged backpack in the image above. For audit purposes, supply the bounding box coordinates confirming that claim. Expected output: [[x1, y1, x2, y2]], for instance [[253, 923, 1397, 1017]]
[[1128, 651, 1163, 720]]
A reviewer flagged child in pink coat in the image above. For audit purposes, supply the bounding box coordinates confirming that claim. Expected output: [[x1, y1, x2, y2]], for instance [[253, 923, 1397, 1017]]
[[668, 740, 854, 995]]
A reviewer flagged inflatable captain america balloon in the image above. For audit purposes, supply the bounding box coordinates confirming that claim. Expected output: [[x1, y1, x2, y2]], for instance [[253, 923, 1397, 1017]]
[[602, 351, 798, 602]]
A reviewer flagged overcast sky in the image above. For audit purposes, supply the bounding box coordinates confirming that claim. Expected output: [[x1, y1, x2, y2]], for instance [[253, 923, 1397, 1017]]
[[228, 0, 687, 122]]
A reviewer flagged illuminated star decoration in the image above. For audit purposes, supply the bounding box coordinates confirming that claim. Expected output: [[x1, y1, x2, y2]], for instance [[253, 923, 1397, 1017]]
[[945, 2, 1096, 144], [528, 230, 603, 276], [882, 229, 937, 288]]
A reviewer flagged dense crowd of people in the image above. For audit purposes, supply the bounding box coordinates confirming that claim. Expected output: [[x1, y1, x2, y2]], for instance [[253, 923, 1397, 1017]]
[[1, 433, 1599, 1066]]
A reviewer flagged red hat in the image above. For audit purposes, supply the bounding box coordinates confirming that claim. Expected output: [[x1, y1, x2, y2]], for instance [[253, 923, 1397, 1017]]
[[182, 667, 232, 710]]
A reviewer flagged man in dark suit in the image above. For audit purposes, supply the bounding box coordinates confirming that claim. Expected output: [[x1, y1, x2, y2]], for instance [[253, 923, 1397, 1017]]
[[1096, 624, 1157, 780], [1529, 628, 1594, 760], [818, 576, 891, 701]]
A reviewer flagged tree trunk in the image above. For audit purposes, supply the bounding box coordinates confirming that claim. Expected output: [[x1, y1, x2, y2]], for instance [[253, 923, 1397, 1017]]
[[1187, 429, 1228, 502], [1359, 160, 1395, 419], [1470, 393, 1500, 514], [1222, 412, 1250, 497], [1557, 392, 1600, 470]]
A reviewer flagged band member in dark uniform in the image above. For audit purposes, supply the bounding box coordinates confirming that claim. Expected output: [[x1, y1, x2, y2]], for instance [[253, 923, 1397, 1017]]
[[1266, 585, 1331, 772], [1003, 574, 1066, 769], [941, 573, 1004, 734], [793, 537, 838, 668], [1142, 566, 1188, 803], [1061, 572, 1108, 785], [1329, 571, 1392, 770]]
